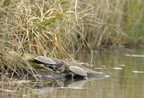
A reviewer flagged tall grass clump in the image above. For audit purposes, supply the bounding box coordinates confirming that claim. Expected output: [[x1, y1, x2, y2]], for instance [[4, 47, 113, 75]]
[[0, 0, 144, 77], [81, 0, 144, 48]]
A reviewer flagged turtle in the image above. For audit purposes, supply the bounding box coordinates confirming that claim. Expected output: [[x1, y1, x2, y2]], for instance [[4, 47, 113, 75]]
[[25, 56, 64, 71], [65, 66, 87, 80]]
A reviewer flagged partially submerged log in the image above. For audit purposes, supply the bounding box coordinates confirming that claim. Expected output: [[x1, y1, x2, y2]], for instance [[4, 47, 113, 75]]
[[12, 68, 109, 80]]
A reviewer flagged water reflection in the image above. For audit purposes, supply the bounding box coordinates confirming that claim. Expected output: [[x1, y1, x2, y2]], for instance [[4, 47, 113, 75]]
[[67, 80, 86, 89], [0, 74, 109, 98], [31, 87, 54, 95]]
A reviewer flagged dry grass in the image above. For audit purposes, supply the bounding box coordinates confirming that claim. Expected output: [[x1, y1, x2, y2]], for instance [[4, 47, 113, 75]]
[[0, 0, 144, 74]]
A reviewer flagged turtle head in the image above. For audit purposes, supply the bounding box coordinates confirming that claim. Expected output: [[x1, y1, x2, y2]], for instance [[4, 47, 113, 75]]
[[55, 61, 64, 68], [63, 64, 70, 73], [48, 61, 64, 71]]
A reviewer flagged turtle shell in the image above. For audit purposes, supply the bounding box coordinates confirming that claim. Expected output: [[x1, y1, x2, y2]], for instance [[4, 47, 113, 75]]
[[69, 66, 87, 77], [34, 56, 56, 64]]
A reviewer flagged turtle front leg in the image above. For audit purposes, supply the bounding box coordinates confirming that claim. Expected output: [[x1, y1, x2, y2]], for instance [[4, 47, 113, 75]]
[[44, 64, 62, 74], [49, 65, 61, 74], [44, 64, 57, 71], [51, 65, 65, 74], [50, 65, 57, 71]]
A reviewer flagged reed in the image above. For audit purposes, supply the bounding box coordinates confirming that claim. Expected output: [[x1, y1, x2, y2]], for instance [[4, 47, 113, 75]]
[[0, 0, 144, 67]]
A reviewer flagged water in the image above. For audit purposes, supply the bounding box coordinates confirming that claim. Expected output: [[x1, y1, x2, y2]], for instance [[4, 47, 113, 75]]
[[1, 48, 144, 98]]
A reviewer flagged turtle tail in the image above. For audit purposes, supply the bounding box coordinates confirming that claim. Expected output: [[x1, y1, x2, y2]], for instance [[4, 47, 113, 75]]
[[25, 58, 35, 62]]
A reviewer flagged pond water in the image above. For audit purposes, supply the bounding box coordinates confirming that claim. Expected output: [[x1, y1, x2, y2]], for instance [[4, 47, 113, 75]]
[[1, 48, 144, 98]]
